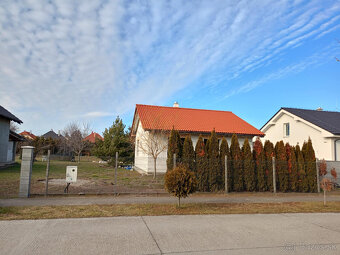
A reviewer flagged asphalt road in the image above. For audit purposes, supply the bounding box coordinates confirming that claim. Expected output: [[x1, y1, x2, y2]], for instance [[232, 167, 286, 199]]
[[2, 193, 340, 207], [1, 213, 340, 255]]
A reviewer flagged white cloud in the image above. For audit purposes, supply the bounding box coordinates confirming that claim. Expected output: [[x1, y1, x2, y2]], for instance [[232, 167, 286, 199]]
[[0, 0, 339, 134]]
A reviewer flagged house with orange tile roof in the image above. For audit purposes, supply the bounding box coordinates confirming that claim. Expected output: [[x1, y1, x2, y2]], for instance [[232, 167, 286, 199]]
[[19, 130, 37, 140], [84, 131, 104, 143], [131, 103, 264, 174]]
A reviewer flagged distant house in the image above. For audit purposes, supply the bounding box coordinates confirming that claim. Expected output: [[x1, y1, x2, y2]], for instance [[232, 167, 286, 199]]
[[0, 105, 24, 166], [42, 129, 64, 140], [261, 107, 340, 161], [19, 130, 37, 140], [131, 103, 264, 174], [84, 132, 104, 143]]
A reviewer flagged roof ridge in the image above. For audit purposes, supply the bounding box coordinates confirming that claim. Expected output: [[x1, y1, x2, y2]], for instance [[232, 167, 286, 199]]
[[282, 107, 340, 114], [136, 104, 232, 113]]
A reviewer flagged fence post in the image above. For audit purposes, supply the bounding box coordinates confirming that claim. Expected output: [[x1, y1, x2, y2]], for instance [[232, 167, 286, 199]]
[[272, 156, 276, 193], [316, 159, 320, 193], [115, 152, 118, 186], [225, 155, 228, 194], [45, 149, 50, 197], [173, 153, 176, 169]]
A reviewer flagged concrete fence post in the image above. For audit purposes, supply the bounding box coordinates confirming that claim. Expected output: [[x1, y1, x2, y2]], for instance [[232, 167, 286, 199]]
[[19, 146, 34, 198], [45, 149, 50, 197], [225, 155, 228, 194], [272, 156, 276, 193], [316, 159, 320, 193]]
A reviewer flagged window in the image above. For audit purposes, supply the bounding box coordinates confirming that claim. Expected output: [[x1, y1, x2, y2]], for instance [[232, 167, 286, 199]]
[[283, 123, 290, 137]]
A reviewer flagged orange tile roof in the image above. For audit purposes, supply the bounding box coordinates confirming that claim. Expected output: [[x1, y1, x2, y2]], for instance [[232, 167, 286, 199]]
[[84, 132, 104, 143], [19, 131, 37, 139], [135, 104, 264, 136]]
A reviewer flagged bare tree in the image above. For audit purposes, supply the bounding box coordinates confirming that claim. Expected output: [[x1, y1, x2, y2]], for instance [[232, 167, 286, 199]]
[[139, 128, 168, 179], [9, 121, 19, 133], [63, 122, 90, 162]]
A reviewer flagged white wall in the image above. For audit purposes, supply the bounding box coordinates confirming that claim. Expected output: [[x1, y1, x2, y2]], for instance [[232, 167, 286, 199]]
[[261, 110, 336, 160]]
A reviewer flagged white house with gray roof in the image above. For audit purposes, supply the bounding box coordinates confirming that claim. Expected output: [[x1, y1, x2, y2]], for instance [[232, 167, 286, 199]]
[[261, 107, 340, 161]]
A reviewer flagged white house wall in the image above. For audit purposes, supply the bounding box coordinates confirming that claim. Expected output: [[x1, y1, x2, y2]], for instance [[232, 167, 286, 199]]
[[261, 110, 335, 160]]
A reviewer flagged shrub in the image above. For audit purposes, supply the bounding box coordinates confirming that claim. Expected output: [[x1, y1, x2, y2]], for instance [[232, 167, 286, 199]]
[[264, 140, 274, 191], [305, 138, 317, 192], [167, 128, 182, 171], [182, 135, 195, 172], [254, 138, 266, 191], [242, 138, 255, 191], [275, 141, 289, 192], [164, 165, 197, 207], [285, 143, 298, 192], [296, 145, 308, 192], [195, 135, 209, 191], [208, 130, 220, 191], [230, 134, 243, 191]]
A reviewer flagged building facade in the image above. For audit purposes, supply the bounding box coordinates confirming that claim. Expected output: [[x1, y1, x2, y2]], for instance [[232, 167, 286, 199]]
[[261, 107, 340, 161], [131, 104, 264, 174]]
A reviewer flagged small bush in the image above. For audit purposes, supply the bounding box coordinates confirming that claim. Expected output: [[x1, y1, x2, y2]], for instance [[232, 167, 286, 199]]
[[164, 165, 197, 207]]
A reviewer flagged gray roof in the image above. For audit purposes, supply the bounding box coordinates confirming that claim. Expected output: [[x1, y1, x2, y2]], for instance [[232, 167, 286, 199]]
[[0, 105, 22, 124], [282, 107, 340, 135], [42, 130, 64, 140]]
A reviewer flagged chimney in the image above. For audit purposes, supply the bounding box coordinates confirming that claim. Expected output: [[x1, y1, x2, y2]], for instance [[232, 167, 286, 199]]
[[173, 101, 179, 107], [316, 107, 323, 111]]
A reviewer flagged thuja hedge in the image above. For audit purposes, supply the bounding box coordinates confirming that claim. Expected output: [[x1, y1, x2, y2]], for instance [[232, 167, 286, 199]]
[[166, 129, 318, 192]]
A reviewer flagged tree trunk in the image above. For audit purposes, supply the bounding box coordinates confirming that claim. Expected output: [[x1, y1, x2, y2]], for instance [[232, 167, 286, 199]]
[[178, 196, 181, 207], [324, 189, 326, 206], [153, 157, 157, 179], [78, 153, 81, 163]]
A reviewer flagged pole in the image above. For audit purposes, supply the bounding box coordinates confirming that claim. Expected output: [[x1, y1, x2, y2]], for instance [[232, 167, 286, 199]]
[[173, 153, 176, 169], [45, 149, 50, 197], [115, 151, 118, 186], [225, 155, 228, 194], [272, 156, 276, 193], [316, 159, 320, 193]]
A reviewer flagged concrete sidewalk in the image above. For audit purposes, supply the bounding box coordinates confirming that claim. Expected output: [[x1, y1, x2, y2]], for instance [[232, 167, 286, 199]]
[[1, 213, 340, 255], [1, 193, 340, 207]]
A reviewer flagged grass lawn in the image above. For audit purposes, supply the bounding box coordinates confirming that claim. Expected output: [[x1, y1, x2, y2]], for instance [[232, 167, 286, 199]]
[[0, 160, 165, 198], [1, 202, 340, 220]]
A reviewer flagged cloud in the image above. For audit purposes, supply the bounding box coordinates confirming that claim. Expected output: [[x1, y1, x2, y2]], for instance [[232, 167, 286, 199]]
[[0, 0, 339, 133]]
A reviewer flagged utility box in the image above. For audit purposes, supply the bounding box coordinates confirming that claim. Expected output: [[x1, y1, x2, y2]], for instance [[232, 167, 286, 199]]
[[66, 166, 77, 183]]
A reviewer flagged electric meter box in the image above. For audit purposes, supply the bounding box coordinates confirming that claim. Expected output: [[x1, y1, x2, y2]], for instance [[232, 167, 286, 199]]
[[66, 166, 77, 183]]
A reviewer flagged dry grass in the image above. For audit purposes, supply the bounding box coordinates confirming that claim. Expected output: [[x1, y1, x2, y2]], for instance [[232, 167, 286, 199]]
[[0, 161, 165, 198], [1, 202, 340, 220]]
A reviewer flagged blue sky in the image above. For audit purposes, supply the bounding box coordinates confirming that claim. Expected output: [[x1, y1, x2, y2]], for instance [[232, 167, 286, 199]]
[[0, 0, 339, 135]]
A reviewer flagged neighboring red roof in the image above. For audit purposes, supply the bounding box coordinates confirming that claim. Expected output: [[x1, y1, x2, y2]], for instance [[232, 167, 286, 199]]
[[134, 104, 264, 136], [19, 131, 37, 140], [84, 132, 104, 143]]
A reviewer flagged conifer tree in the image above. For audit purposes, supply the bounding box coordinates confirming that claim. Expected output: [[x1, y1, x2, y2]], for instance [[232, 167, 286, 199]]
[[305, 138, 317, 192], [286, 144, 298, 192], [230, 134, 243, 191], [242, 138, 255, 191], [167, 128, 182, 171], [219, 137, 231, 191], [208, 130, 220, 191], [264, 140, 274, 191], [253, 138, 266, 191], [182, 135, 195, 172], [195, 135, 209, 191], [296, 145, 308, 192], [275, 141, 289, 192]]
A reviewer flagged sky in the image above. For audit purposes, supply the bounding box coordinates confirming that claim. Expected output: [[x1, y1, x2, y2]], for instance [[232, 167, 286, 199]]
[[0, 0, 340, 135]]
